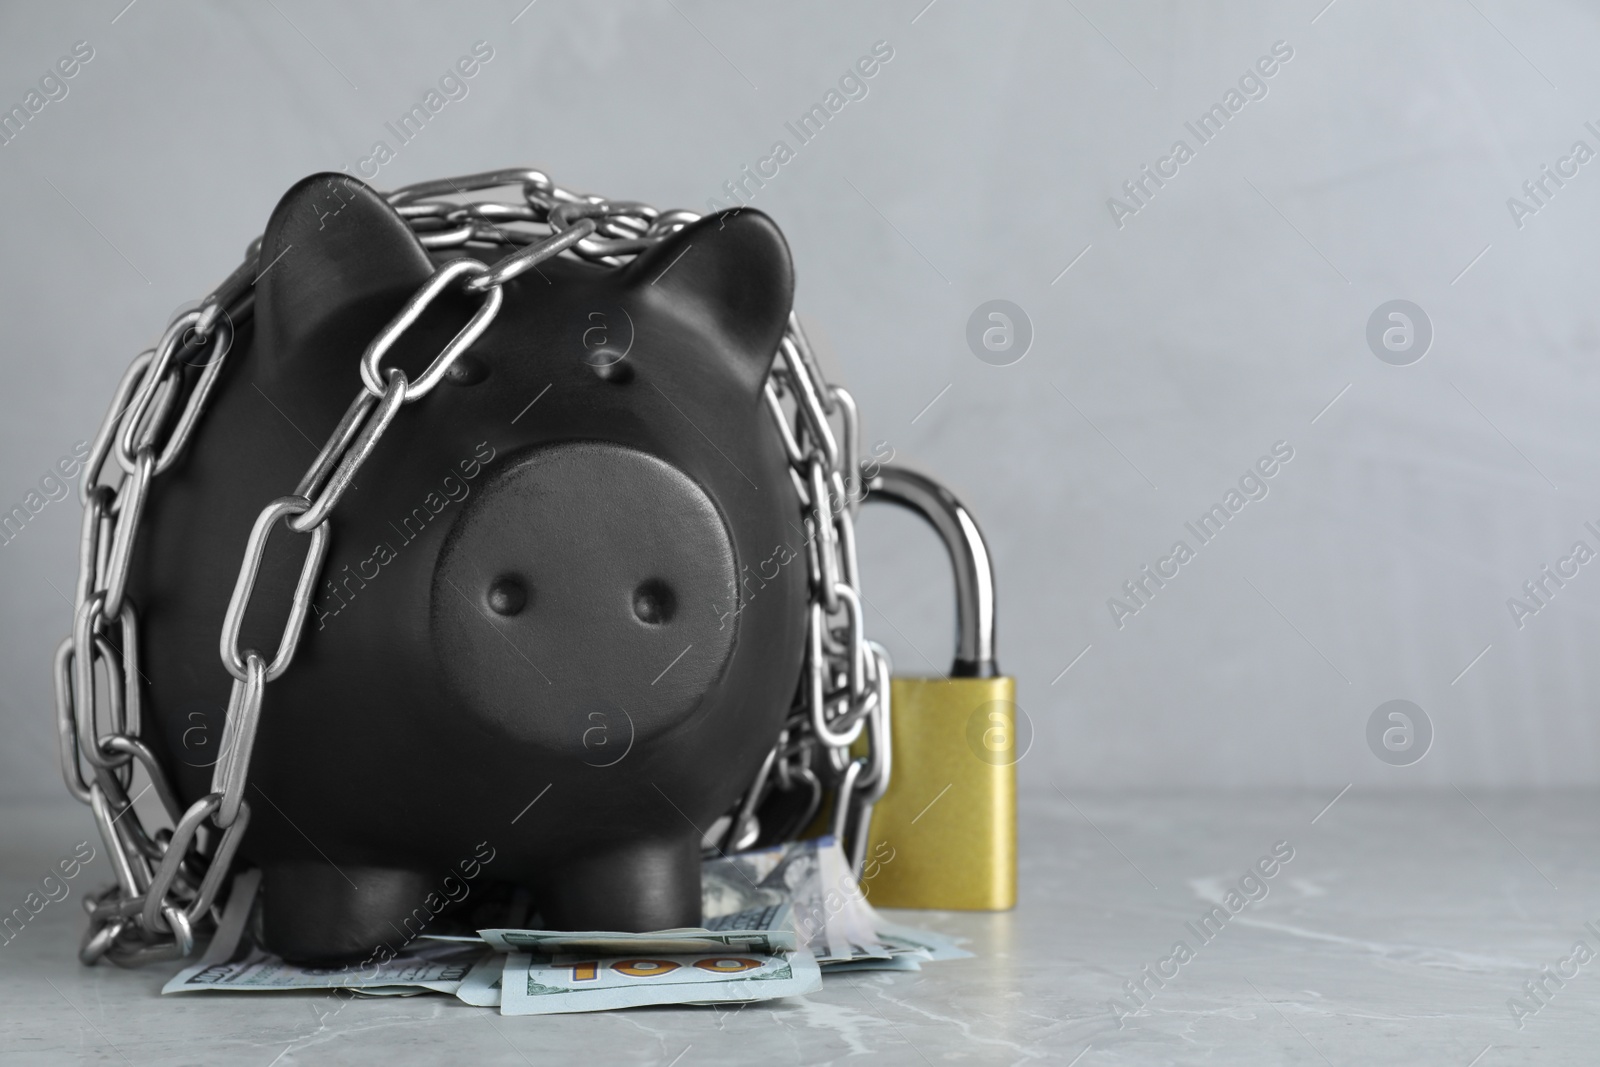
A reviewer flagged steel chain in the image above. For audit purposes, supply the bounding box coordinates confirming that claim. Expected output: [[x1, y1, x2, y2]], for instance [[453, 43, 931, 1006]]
[[56, 167, 888, 965]]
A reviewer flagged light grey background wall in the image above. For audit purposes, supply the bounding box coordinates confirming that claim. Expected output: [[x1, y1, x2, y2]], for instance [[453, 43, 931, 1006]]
[[3, 1, 1598, 800]]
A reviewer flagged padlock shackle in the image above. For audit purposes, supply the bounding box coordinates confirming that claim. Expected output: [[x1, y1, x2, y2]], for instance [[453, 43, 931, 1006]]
[[864, 465, 998, 678]]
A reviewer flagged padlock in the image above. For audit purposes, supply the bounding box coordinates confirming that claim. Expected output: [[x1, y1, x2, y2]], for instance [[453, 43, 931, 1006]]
[[860, 466, 1016, 910]]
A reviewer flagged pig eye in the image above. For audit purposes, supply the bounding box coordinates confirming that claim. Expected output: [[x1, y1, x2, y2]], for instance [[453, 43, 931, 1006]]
[[487, 575, 528, 616], [632, 579, 675, 625]]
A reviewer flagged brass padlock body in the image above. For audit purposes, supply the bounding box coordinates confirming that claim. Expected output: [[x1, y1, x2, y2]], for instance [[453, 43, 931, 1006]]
[[863, 675, 1016, 910]]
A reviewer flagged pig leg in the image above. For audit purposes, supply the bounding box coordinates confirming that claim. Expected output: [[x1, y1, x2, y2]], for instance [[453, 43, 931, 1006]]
[[260, 862, 441, 964], [536, 834, 701, 932]]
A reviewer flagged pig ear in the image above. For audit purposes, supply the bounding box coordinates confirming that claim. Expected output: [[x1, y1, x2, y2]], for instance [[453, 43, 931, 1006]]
[[625, 208, 795, 395], [255, 172, 435, 359]]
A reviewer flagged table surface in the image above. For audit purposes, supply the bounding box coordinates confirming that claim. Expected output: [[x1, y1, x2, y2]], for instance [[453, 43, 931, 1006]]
[[0, 788, 1592, 1066]]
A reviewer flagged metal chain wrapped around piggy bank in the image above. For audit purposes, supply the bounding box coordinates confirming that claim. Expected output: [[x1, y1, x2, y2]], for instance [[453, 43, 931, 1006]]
[[52, 168, 999, 966]]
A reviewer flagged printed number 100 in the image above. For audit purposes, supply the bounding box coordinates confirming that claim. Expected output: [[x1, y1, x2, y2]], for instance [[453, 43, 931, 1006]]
[[569, 957, 763, 980]]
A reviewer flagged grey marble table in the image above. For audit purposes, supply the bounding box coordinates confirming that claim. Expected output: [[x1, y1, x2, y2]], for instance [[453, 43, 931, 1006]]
[[1, 788, 1593, 1065]]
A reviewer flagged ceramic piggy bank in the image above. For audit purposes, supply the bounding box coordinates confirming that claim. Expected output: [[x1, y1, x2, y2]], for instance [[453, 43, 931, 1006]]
[[129, 174, 807, 962]]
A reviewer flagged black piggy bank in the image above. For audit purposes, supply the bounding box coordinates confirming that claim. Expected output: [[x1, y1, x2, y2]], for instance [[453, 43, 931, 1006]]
[[128, 174, 807, 962]]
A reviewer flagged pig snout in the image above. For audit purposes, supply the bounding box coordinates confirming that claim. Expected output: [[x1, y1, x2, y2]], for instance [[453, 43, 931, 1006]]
[[432, 442, 738, 753]]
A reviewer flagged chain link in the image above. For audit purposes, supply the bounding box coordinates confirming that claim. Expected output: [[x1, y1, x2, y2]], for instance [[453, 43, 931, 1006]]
[[56, 168, 888, 965]]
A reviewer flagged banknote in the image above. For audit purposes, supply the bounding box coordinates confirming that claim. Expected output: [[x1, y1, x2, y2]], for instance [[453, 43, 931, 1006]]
[[701, 844, 789, 917], [499, 948, 821, 1015], [475, 902, 796, 956], [813, 929, 972, 973], [163, 870, 482, 995], [870, 920, 974, 962], [818, 838, 891, 961], [719, 837, 852, 961], [737, 836, 894, 963], [817, 954, 924, 973], [454, 949, 505, 1007]]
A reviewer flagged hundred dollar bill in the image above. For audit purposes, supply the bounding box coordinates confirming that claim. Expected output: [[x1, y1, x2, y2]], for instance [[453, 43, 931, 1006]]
[[701, 846, 788, 917], [814, 930, 967, 972], [732, 837, 850, 961], [475, 902, 796, 956], [707, 836, 912, 964], [163, 869, 481, 995], [454, 950, 505, 1007], [818, 954, 924, 973], [869, 920, 973, 962], [817, 838, 890, 961], [500, 948, 821, 1015]]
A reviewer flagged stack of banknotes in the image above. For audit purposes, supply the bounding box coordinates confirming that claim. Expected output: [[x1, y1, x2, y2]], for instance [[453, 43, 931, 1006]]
[[162, 837, 970, 1015]]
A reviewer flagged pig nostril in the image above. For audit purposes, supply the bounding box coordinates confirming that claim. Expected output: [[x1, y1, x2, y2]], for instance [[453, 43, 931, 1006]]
[[444, 354, 489, 385], [487, 576, 528, 616], [632, 579, 675, 625], [593, 359, 633, 384]]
